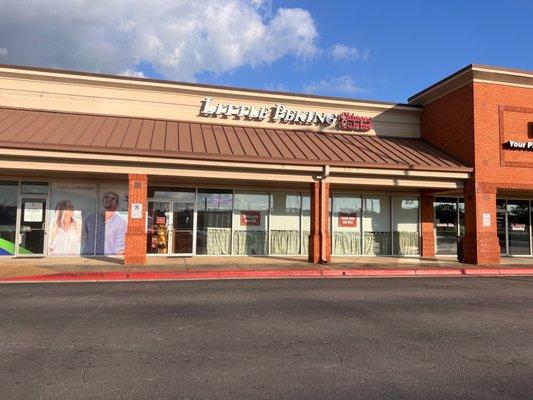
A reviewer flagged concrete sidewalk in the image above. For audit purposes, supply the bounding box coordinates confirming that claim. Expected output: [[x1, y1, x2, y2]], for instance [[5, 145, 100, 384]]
[[1, 255, 532, 282]]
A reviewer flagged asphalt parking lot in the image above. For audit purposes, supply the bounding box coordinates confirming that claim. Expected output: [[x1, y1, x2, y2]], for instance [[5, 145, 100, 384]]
[[1, 277, 532, 399]]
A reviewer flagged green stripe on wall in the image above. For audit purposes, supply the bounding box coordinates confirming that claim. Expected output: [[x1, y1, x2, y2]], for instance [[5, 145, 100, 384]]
[[0, 237, 33, 255]]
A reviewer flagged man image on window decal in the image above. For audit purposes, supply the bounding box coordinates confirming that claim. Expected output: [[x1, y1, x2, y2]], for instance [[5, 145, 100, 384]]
[[83, 191, 127, 255]]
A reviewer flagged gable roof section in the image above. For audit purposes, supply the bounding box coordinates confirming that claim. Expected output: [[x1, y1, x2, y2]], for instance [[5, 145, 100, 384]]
[[0, 107, 471, 173]]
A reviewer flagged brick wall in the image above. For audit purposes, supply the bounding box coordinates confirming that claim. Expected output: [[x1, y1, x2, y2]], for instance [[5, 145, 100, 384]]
[[473, 83, 533, 189], [124, 174, 148, 265], [420, 80, 533, 264], [308, 180, 331, 263], [420, 190, 435, 257], [421, 83, 475, 166]]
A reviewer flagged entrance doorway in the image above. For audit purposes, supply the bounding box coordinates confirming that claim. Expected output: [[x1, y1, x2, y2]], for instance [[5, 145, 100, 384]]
[[147, 197, 196, 256], [434, 197, 465, 256], [18, 197, 48, 256]]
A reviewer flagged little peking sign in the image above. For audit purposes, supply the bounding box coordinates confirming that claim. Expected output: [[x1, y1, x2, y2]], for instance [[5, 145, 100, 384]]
[[199, 97, 372, 132]]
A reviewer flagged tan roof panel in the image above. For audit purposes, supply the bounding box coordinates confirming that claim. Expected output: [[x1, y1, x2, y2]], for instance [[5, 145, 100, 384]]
[[0, 107, 471, 172]]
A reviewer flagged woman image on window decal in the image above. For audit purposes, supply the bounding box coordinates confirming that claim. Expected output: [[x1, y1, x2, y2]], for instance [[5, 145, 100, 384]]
[[48, 199, 81, 255]]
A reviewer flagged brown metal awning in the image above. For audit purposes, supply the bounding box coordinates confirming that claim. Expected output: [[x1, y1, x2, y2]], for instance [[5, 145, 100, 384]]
[[0, 107, 471, 173]]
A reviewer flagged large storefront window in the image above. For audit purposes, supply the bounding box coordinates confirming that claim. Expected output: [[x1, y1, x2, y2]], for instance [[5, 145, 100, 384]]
[[494, 198, 533, 256], [46, 182, 128, 257], [496, 199, 507, 255], [331, 193, 419, 257], [270, 192, 301, 255], [332, 195, 362, 255], [196, 189, 232, 255], [94, 185, 129, 256], [363, 195, 391, 255], [393, 196, 419, 255], [0, 182, 18, 256], [233, 192, 269, 255], [48, 183, 98, 256]]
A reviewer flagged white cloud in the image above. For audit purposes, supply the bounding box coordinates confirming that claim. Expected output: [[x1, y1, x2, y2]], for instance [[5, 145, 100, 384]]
[[0, 0, 318, 81], [331, 44, 369, 62], [303, 75, 363, 96], [0, 47, 7, 56], [119, 69, 145, 78]]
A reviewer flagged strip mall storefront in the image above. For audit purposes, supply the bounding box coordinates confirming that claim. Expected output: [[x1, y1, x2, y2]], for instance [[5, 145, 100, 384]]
[[0, 64, 531, 265]]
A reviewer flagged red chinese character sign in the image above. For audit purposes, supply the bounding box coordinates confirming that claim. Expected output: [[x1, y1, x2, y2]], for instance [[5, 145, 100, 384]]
[[338, 113, 372, 132], [338, 212, 358, 227], [240, 211, 261, 226]]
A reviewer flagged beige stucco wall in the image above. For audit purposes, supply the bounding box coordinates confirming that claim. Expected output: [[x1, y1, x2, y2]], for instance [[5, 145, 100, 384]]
[[0, 66, 421, 138]]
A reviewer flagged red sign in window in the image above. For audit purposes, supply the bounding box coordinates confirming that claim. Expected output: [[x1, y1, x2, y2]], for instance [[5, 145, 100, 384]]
[[338, 212, 357, 227], [240, 211, 261, 226]]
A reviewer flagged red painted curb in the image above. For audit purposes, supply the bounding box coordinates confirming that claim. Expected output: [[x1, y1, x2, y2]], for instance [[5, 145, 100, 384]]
[[322, 269, 416, 277], [2, 267, 533, 283], [218, 269, 322, 278], [415, 269, 464, 276], [462, 268, 500, 276], [0, 270, 220, 282], [497, 268, 533, 276]]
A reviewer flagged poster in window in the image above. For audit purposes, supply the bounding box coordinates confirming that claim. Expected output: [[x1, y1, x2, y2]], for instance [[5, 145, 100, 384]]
[[511, 223, 526, 231], [86, 185, 129, 256], [49, 183, 97, 256], [240, 211, 261, 226], [338, 212, 357, 227], [24, 203, 43, 222]]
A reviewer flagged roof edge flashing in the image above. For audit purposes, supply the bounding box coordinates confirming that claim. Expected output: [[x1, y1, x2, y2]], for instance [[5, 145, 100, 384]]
[[409, 64, 533, 106]]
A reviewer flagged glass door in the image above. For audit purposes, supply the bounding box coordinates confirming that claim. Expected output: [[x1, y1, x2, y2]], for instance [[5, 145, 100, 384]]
[[18, 197, 47, 256], [507, 200, 530, 255], [171, 201, 195, 255], [146, 200, 172, 255], [434, 197, 458, 255]]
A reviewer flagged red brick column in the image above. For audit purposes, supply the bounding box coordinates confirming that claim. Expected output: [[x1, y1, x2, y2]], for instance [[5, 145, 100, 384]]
[[308, 180, 331, 263], [462, 180, 501, 265], [309, 181, 321, 263], [124, 174, 148, 265], [420, 190, 435, 258]]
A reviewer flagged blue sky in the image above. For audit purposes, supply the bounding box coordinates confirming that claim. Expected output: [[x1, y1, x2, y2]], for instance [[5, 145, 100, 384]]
[[193, 0, 533, 102], [0, 0, 531, 103]]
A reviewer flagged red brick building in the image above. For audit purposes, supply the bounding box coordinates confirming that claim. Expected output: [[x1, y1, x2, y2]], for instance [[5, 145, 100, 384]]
[[0, 64, 531, 265], [411, 65, 533, 265]]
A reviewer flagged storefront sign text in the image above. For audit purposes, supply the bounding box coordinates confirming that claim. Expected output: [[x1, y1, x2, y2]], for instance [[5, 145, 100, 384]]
[[504, 140, 533, 151], [200, 97, 372, 132]]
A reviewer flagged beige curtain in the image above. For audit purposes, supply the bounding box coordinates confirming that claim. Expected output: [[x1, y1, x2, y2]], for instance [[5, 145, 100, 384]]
[[393, 231, 419, 255], [270, 230, 300, 255], [206, 227, 231, 255], [302, 231, 309, 255], [363, 232, 392, 255], [233, 231, 267, 255], [333, 232, 362, 255]]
